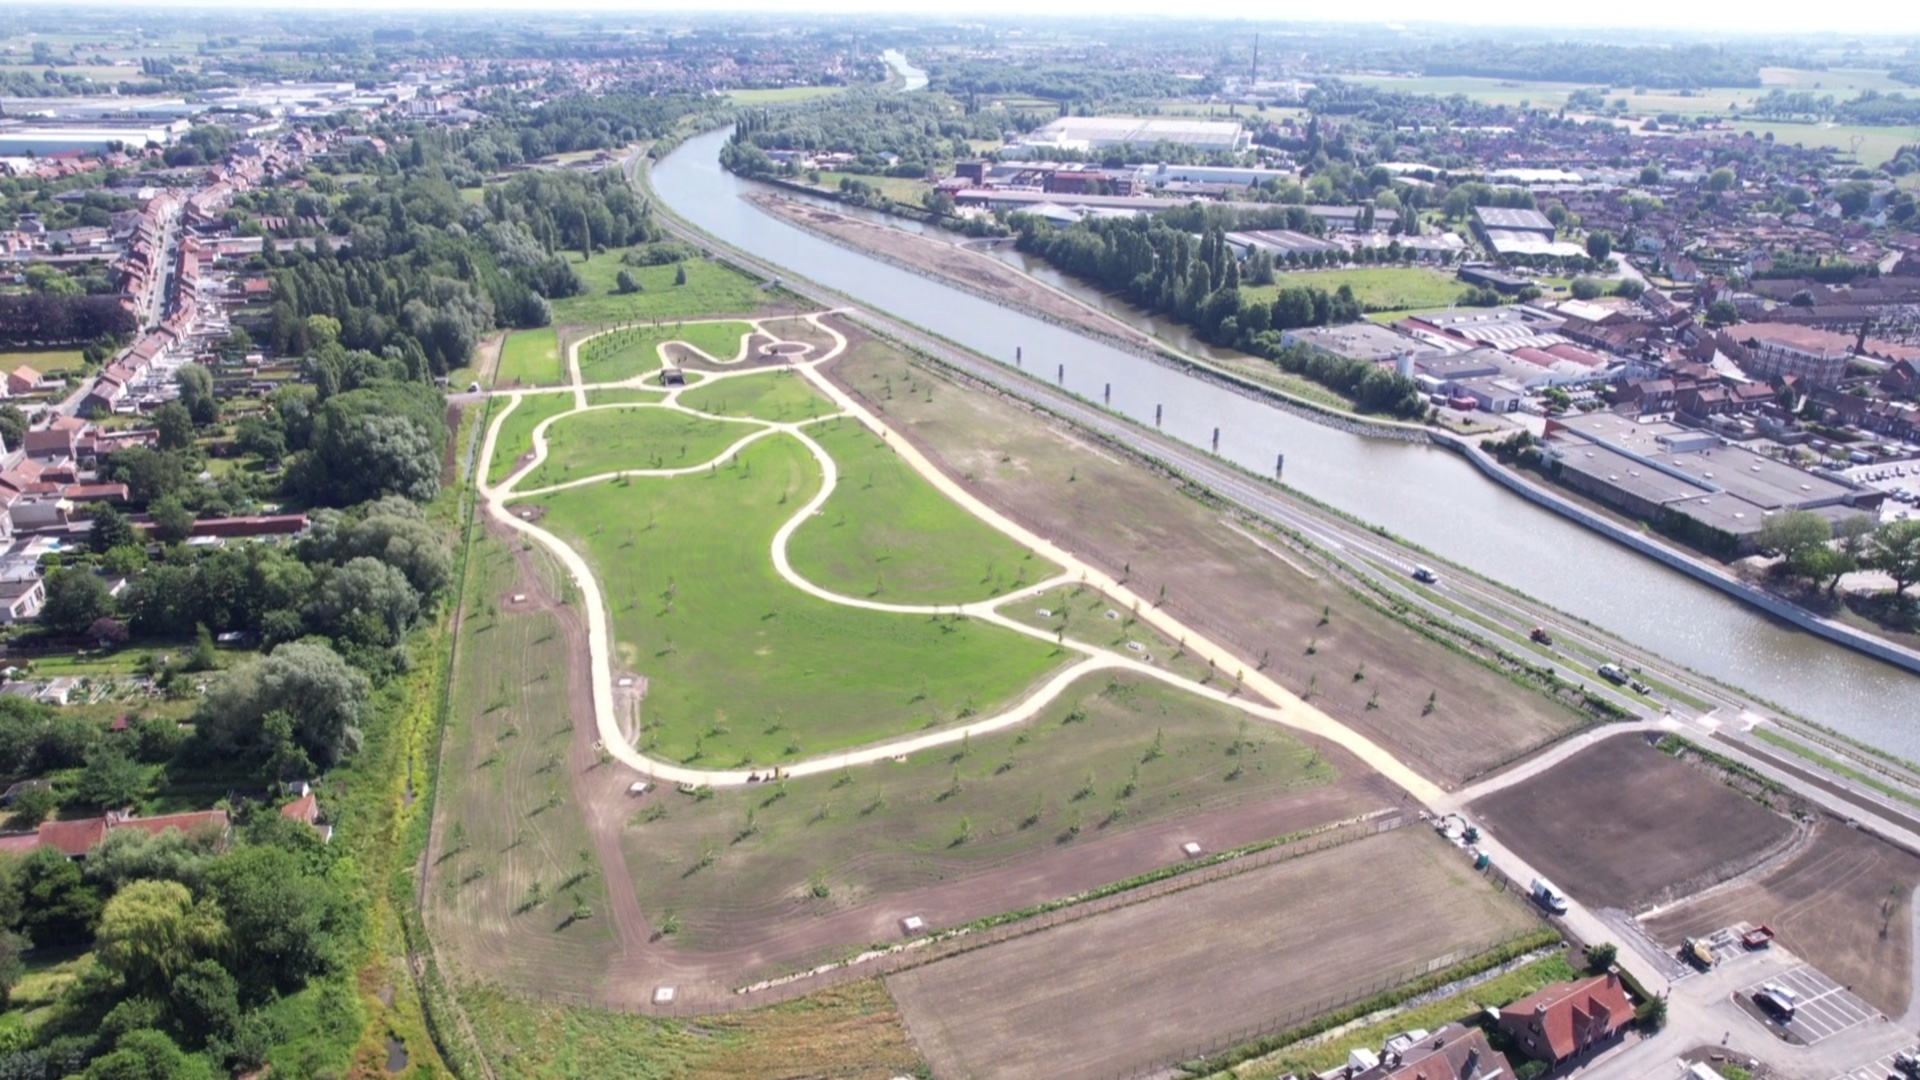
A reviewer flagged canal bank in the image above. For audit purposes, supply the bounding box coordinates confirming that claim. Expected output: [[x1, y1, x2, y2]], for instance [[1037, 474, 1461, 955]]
[[647, 126, 1920, 754]]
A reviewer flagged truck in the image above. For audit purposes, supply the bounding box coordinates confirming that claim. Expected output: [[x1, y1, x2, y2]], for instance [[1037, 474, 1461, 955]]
[[1598, 663, 1630, 685], [1740, 924, 1776, 950], [1682, 936, 1716, 971], [1530, 877, 1569, 915]]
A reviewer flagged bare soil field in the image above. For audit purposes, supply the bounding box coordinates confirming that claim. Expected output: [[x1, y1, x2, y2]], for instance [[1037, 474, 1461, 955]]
[[885, 827, 1540, 1080], [827, 331, 1588, 785], [753, 195, 1153, 349], [427, 523, 649, 998], [1470, 734, 1798, 911], [1646, 818, 1920, 1015]]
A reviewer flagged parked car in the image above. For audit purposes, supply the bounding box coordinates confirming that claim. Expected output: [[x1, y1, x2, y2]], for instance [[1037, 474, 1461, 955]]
[[1754, 984, 1798, 1021]]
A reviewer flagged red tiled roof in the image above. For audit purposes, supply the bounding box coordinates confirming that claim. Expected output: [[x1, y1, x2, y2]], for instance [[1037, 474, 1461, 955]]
[[281, 792, 319, 825], [1502, 973, 1634, 1062]]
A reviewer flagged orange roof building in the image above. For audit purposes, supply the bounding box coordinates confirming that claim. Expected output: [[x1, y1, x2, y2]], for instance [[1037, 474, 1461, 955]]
[[1498, 972, 1635, 1063]]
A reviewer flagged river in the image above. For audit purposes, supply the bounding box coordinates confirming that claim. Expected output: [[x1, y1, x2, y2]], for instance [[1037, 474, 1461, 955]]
[[652, 126, 1919, 756]]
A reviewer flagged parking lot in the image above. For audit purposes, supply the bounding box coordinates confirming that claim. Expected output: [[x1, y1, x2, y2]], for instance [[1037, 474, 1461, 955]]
[[1740, 964, 1883, 1045], [1831, 1045, 1918, 1080]]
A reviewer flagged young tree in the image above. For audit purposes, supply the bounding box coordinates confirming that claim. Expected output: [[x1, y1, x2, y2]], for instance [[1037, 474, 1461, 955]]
[[1585, 231, 1613, 262], [615, 268, 639, 294], [674, 262, 688, 286]]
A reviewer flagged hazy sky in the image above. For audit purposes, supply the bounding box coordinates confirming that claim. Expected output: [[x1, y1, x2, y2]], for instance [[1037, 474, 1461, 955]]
[[30, 0, 1920, 35]]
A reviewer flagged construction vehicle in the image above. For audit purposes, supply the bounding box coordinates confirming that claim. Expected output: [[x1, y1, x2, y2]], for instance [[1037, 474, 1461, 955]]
[[1682, 936, 1716, 971], [1530, 877, 1569, 915], [1741, 925, 1775, 950]]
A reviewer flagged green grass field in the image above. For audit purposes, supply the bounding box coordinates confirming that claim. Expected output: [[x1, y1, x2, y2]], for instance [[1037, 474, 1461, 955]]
[[624, 671, 1333, 952], [517, 407, 755, 490], [809, 171, 933, 206], [0, 348, 84, 377], [677, 369, 832, 422], [578, 320, 755, 383], [726, 85, 845, 105], [788, 419, 1059, 605], [584, 387, 667, 406], [551, 252, 768, 326], [489, 393, 577, 486], [530, 434, 1068, 765], [498, 328, 565, 387], [1243, 267, 1464, 315]]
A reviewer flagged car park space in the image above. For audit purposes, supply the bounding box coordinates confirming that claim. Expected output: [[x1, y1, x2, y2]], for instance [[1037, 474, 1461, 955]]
[[1740, 964, 1881, 1045], [1831, 1046, 1920, 1080]]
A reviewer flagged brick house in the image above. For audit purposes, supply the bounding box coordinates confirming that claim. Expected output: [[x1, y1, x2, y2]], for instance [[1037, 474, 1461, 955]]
[[1498, 972, 1635, 1064]]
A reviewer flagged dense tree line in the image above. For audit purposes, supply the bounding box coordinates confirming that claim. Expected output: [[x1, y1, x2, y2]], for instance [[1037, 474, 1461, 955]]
[[265, 159, 659, 369], [929, 60, 1214, 107], [472, 91, 711, 160], [725, 91, 1008, 178], [1012, 213, 1425, 418], [0, 294, 135, 348]]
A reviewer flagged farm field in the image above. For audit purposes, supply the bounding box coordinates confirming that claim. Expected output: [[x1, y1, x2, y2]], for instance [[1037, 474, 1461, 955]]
[[885, 827, 1540, 1080], [677, 368, 832, 422], [621, 671, 1347, 955], [488, 392, 576, 486], [498, 327, 565, 387], [550, 250, 771, 325], [787, 420, 1060, 605], [428, 532, 618, 991], [1470, 734, 1797, 911], [517, 407, 754, 490], [526, 433, 1069, 764], [579, 320, 755, 382], [829, 335, 1589, 786], [456, 978, 921, 1080], [1243, 266, 1465, 314], [1645, 816, 1920, 1015]]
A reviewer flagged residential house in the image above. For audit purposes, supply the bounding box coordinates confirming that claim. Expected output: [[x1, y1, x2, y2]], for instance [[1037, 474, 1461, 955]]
[[0, 808, 231, 858], [1347, 1023, 1505, 1080], [0, 578, 46, 624], [1497, 972, 1635, 1065]]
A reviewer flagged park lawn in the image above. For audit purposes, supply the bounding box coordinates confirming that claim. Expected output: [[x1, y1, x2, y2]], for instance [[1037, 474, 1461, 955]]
[[584, 387, 667, 406], [999, 583, 1218, 688], [529, 434, 1068, 765], [726, 85, 845, 105], [489, 392, 576, 486], [678, 368, 831, 422], [456, 978, 922, 1080], [498, 328, 565, 387], [517, 407, 757, 490], [550, 251, 767, 325], [1243, 266, 1463, 314], [623, 671, 1335, 953], [0, 348, 84, 377], [578, 320, 755, 382], [787, 419, 1060, 605]]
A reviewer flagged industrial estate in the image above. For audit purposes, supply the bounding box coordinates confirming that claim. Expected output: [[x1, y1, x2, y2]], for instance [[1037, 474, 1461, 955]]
[[0, 8, 1917, 1080]]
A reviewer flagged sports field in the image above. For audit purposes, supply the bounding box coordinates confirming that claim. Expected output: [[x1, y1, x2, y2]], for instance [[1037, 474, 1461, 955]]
[[527, 434, 1069, 764], [498, 328, 565, 387], [886, 827, 1539, 1080]]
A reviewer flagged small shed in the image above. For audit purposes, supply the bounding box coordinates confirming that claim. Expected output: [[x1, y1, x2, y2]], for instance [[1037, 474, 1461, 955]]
[[660, 368, 687, 387]]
